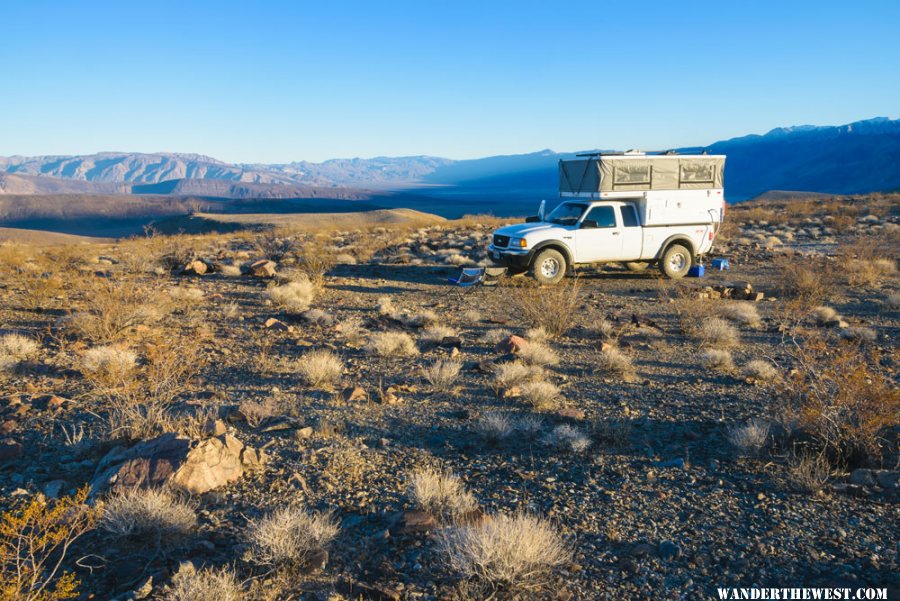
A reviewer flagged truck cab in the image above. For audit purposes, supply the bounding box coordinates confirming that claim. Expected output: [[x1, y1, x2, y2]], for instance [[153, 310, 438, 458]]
[[489, 152, 726, 284]]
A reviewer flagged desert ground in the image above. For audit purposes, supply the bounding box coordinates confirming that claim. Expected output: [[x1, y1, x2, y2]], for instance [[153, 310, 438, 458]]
[[0, 195, 897, 600]]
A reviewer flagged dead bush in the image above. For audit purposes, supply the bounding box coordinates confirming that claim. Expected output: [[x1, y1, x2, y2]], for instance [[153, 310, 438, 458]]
[[0, 333, 39, 374], [492, 362, 543, 392], [365, 331, 418, 357], [100, 488, 196, 540], [511, 278, 581, 338], [267, 280, 317, 314], [422, 360, 462, 393], [248, 507, 339, 570], [694, 317, 740, 349], [81, 345, 137, 388], [520, 381, 562, 411], [542, 425, 591, 453], [787, 451, 831, 493], [727, 419, 771, 456], [408, 468, 477, 523], [475, 412, 515, 444], [438, 512, 572, 591], [775, 255, 835, 306], [517, 341, 559, 367], [67, 280, 169, 343], [700, 349, 735, 372], [296, 350, 343, 390], [595, 347, 636, 380], [744, 359, 779, 382], [420, 324, 457, 344], [166, 564, 244, 601], [719, 302, 761, 328]]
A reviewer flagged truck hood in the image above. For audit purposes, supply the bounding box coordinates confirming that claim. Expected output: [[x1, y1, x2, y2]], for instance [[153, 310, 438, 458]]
[[493, 222, 565, 238]]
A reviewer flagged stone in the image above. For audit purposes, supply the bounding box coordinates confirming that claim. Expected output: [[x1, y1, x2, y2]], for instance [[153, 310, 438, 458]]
[[389, 510, 436, 535], [294, 426, 314, 439], [658, 540, 682, 559], [264, 318, 290, 332], [849, 468, 875, 487], [874, 470, 899, 490], [495, 335, 527, 354], [43, 479, 66, 498], [202, 418, 227, 437], [183, 260, 208, 275], [0, 420, 16, 435], [0, 440, 23, 462], [556, 407, 586, 420], [341, 386, 368, 403], [249, 260, 277, 278], [90, 433, 255, 495]]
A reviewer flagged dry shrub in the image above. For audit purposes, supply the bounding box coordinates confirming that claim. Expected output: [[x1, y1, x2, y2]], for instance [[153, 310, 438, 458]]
[[168, 286, 205, 304], [719, 302, 761, 328], [254, 231, 297, 262], [67, 280, 169, 343], [694, 317, 740, 349], [248, 507, 339, 569], [323, 442, 369, 486], [779, 337, 900, 465], [812, 306, 839, 325], [420, 324, 457, 344], [0, 487, 98, 601], [166, 564, 244, 601], [0, 333, 39, 374], [423, 359, 462, 393], [100, 488, 196, 540], [480, 328, 512, 345], [518, 341, 559, 367], [775, 255, 835, 306], [840, 234, 899, 288], [727, 419, 771, 456], [81, 345, 137, 388], [525, 326, 549, 344], [238, 397, 281, 428], [438, 512, 572, 590], [744, 359, 779, 382], [335, 316, 366, 345], [542, 425, 591, 453], [520, 381, 562, 411], [297, 238, 337, 286], [511, 278, 581, 338], [475, 412, 515, 443], [839, 326, 877, 343], [296, 350, 343, 390], [267, 280, 317, 314], [884, 292, 900, 311], [595, 347, 636, 380], [17, 271, 65, 311], [700, 349, 735, 372], [365, 331, 418, 357], [787, 452, 831, 493], [408, 468, 477, 523], [492, 362, 543, 392]]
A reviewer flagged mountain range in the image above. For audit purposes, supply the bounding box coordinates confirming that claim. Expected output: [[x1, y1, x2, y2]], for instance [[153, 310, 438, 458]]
[[0, 117, 897, 225]]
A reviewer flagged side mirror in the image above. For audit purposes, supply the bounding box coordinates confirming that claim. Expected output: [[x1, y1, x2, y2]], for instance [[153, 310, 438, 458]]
[[538, 200, 546, 221], [525, 215, 541, 223], [581, 219, 598, 229]]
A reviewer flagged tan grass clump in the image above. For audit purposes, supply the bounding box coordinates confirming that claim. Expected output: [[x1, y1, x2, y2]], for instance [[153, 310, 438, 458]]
[[267, 280, 317, 313], [595, 347, 636, 380], [694, 317, 740, 349], [423, 360, 462, 393], [0, 333, 39, 373], [492, 362, 543, 392], [700, 349, 735, 372], [520, 381, 562, 411], [744, 359, 779, 381], [512, 279, 581, 338], [81, 346, 137, 387], [248, 507, 339, 569], [296, 350, 343, 389], [719, 302, 761, 328], [517, 342, 559, 367], [408, 468, 477, 523], [438, 512, 572, 589], [787, 452, 831, 493], [166, 565, 244, 601], [542, 425, 591, 453], [420, 324, 457, 344], [365, 331, 418, 357], [100, 488, 196, 539], [475, 412, 515, 443], [812, 306, 839, 325], [727, 419, 771, 456], [66, 281, 169, 343]]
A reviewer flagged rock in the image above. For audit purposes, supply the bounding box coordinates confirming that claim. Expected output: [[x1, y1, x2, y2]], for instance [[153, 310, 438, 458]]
[[0, 440, 23, 462], [91, 433, 256, 495], [556, 407, 586, 420], [875, 470, 899, 490], [132, 575, 153, 600], [850, 468, 875, 487], [294, 426, 314, 439], [202, 418, 227, 437], [249, 260, 277, 278], [42, 479, 66, 498], [264, 318, 290, 332], [658, 540, 682, 559], [389, 510, 436, 535], [495, 335, 527, 354], [0, 420, 16, 435], [629, 542, 656, 558], [182, 260, 208, 275], [341, 386, 368, 403], [439, 336, 462, 349], [655, 458, 686, 470]]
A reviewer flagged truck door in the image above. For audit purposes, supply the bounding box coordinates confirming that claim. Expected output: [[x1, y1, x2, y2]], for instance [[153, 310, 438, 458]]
[[618, 204, 644, 259], [575, 205, 622, 263]]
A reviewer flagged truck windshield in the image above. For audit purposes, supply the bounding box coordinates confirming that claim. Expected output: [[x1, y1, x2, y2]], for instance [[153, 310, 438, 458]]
[[547, 203, 587, 225]]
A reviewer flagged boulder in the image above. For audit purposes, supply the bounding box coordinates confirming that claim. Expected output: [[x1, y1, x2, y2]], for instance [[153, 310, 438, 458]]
[[495, 335, 527, 354], [91, 432, 260, 495], [182, 260, 208, 275], [341, 386, 368, 403], [249, 260, 277, 278]]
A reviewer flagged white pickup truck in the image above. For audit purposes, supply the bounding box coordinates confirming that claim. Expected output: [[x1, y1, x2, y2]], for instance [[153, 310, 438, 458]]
[[489, 152, 726, 284]]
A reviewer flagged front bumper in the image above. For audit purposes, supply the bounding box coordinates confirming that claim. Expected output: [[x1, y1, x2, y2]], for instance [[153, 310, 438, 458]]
[[488, 244, 532, 268]]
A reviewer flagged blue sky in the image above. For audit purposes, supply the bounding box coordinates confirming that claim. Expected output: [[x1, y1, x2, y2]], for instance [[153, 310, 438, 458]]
[[2, 0, 898, 163]]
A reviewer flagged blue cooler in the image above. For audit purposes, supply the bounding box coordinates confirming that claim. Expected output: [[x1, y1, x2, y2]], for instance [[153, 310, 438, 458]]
[[688, 265, 705, 277]]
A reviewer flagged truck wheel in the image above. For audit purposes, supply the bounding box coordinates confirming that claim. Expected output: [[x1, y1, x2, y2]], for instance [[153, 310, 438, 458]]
[[625, 261, 650, 272], [659, 244, 692, 279], [531, 249, 566, 285]]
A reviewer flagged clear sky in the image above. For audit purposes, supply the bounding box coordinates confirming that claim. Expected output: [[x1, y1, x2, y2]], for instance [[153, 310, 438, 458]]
[[2, 0, 898, 163]]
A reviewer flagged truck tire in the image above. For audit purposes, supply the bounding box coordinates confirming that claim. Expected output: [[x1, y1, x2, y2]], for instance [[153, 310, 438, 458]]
[[659, 244, 692, 279], [531, 248, 566, 285], [625, 261, 650, 272]]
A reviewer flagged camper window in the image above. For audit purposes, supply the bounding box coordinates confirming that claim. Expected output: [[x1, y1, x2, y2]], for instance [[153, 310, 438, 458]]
[[613, 163, 652, 187], [679, 161, 715, 184]]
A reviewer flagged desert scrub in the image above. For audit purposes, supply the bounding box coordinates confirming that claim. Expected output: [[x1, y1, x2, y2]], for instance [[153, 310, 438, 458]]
[[517, 341, 559, 367], [0, 487, 98, 601], [100, 488, 196, 540], [267, 280, 316, 313], [511, 278, 581, 337], [420, 324, 457, 344], [408, 468, 477, 523], [719, 302, 761, 328], [520, 380, 562, 411], [296, 350, 343, 390], [542, 424, 591, 453], [475, 412, 515, 444], [744, 359, 779, 381], [775, 254, 835, 306], [0, 333, 39, 374], [727, 419, 771, 456], [700, 349, 735, 372], [364, 331, 418, 357], [594, 347, 636, 380], [248, 507, 339, 570], [693, 317, 740, 349], [492, 362, 543, 393], [438, 512, 572, 591], [66, 280, 169, 343], [81, 345, 138, 388], [165, 564, 244, 601], [422, 359, 461, 393]]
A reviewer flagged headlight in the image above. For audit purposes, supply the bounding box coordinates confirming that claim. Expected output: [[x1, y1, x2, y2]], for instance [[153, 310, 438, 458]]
[[510, 237, 528, 248]]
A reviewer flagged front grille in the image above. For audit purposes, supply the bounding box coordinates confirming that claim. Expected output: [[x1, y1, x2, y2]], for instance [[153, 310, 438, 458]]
[[493, 234, 510, 248]]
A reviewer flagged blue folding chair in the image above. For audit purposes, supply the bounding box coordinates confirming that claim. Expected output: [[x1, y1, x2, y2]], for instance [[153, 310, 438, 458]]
[[447, 267, 507, 299]]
